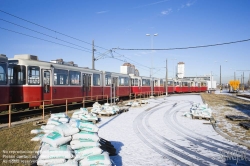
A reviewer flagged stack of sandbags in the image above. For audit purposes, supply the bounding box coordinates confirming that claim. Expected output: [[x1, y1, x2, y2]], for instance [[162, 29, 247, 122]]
[[37, 123, 80, 165], [91, 103, 120, 115], [31, 112, 113, 166], [71, 108, 98, 122], [91, 102, 102, 114], [125, 101, 139, 107], [189, 103, 212, 118]]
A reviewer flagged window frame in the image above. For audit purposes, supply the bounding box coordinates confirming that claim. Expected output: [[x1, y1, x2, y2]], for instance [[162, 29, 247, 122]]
[[28, 66, 40, 85]]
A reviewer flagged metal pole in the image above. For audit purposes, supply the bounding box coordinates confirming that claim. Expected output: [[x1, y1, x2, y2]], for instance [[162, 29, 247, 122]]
[[66, 99, 68, 115], [43, 101, 45, 120], [243, 72, 244, 92], [8, 104, 11, 128], [166, 59, 168, 96], [220, 65, 221, 92], [92, 40, 95, 70]]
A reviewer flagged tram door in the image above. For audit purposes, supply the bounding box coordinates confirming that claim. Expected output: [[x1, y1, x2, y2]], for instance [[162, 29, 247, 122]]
[[111, 77, 118, 103], [42, 70, 51, 105], [82, 73, 91, 98]]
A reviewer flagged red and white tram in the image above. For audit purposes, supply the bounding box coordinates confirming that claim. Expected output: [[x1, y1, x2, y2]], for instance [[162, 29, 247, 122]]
[[0, 54, 9, 111]]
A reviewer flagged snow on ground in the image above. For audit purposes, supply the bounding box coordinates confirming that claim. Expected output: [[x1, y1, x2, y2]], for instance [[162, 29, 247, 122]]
[[97, 95, 250, 166]]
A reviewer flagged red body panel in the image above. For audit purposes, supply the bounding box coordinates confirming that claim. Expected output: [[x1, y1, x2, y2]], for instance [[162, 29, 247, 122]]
[[194, 87, 200, 92], [131, 86, 140, 95], [175, 86, 182, 93], [200, 86, 207, 92], [190, 87, 196, 92], [103, 86, 111, 98], [154, 86, 164, 95], [182, 86, 189, 93], [0, 86, 9, 111], [168, 86, 174, 93], [117, 86, 130, 97]]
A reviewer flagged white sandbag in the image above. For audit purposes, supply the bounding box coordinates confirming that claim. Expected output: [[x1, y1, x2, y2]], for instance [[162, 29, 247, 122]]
[[39, 145, 74, 159], [85, 114, 98, 121], [31, 134, 45, 141], [51, 159, 78, 166], [69, 120, 99, 132], [42, 132, 71, 148], [51, 113, 67, 118], [70, 140, 100, 150], [47, 118, 63, 126], [37, 158, 66, 166], [31, 129, 43, 134], [91, 108, 101, 114], [93, 102, 101, 109], [53, 123, 79, 137], [72, 131, 99, 142], [78, 114, 88, 120], [74, 146, 102, 161], [71, 114, 79, 119], [43, 129, 54, 134], [58, 117, 70, 123], [41, 124, 56, 130], [79, 152, 111, 166], [73, 108, 88, 115]]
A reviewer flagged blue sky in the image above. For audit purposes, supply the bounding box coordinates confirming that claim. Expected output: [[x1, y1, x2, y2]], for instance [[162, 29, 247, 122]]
[[0, 0, 250, 83]]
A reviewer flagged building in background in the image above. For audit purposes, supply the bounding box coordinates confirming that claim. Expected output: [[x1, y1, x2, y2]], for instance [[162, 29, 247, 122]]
[[120, 63, 139, 76], [177, 62, 185, 79]]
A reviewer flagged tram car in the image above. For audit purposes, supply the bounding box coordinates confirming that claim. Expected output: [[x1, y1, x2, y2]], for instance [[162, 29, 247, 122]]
[[0, 54, 9, 111], [102, 71, 130, 101], [3, 54, 208, 110], [8, 54, 104, 108]]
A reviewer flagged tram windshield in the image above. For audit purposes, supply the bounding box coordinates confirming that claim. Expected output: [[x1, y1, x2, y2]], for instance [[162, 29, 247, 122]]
[[0, 62, 7, 85]]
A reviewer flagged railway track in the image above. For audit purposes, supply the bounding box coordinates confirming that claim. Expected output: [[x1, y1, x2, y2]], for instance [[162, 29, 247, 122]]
[[236, 94, 250, 99], [133, 97, 250, 165], [164, 100, 250, 165]]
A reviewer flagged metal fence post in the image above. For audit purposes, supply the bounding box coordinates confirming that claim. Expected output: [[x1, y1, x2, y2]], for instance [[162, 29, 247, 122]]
[[107, 95, 108, 103], [8, 104, 11, 128], [43, 101, 45, 120], [83, 97, 85, 108], [66, 99, 68, 115]]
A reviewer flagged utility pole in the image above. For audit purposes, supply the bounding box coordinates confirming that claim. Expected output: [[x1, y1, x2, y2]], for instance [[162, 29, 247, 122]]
[[220, 65, 221, 92], [166, 59, 168, 96], [243, 72, 244, 92], [92, 40, 95, 70]]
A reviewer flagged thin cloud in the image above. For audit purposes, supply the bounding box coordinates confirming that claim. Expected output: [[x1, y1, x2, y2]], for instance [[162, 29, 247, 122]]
[[133, 0, 169, 9], [96, 10, 109, 14], [161, 8, 172, 15], [178, 0, 197, 11]]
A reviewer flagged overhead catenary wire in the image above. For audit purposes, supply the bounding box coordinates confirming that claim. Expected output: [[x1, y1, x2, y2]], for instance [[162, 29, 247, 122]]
[[0, 10, 149, 70], [113, 38, 250, 51], [0, 27, 93, 53], [0, 9, 108, 51]]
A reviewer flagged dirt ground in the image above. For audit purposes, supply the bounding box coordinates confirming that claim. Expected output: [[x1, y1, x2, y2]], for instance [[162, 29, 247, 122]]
[[201, 93, 250, 144]]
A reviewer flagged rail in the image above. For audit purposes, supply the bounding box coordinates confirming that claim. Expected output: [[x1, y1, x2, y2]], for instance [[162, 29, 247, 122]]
[[0, 95, 109, 128]]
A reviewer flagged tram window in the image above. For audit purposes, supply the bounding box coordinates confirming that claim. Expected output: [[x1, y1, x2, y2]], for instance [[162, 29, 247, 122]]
[[28, 66, 40, 85], [8, 65, 26, 85], [154, 80, 158, 86], [124, 77, 129, 86], [105, 75, 111, 86], [43, 71, 50, 93], [134, 79, 138, 86], [142, 79, 150, 86], [119, 77, 124, 86], [0, 63, 7, 85], [54, 69, 68, 85], [183, 82, 188, 86], [93, 74, 100, 86], [160, 80, 164, 86], [69, 71, 81, 85]]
